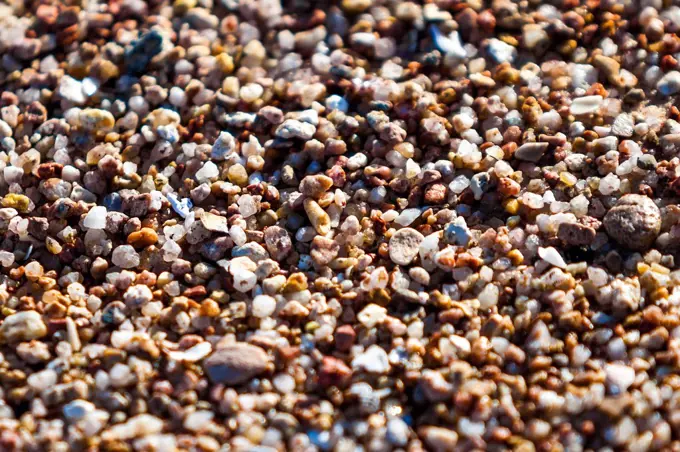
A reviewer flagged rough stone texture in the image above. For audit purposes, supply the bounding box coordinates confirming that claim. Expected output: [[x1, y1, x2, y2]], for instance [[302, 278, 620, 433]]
[[603, 194, 661, 251], [389, 228, 424, 265], [558, 222, 596, 246], [0, 311, 47, 343]]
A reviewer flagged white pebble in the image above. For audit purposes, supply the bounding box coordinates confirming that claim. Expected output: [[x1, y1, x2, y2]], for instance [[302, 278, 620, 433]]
[[195, 161, 219, 183], [232, 268, 257, 293], [538, 246, 567, 268], [84, 206, 107, 229], [252, 295, 276, 318], [352, 345, 391, 374], [357, 304, 387, 328], [570, 95, 603, 115], [112, 245, 140, 269]]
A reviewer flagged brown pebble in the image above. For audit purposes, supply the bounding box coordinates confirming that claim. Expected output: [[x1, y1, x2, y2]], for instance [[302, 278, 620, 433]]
[[127, 228, 159, 247], [334, 325, 356, 352], [318, 356, 352, 388], [203, 343, 269, 385], [558, 222, 596, 246]]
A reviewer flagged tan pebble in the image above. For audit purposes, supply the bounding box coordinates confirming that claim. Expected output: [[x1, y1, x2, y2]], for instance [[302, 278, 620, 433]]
[[127, 228, 158, 247], [303, 198, 331, 235]]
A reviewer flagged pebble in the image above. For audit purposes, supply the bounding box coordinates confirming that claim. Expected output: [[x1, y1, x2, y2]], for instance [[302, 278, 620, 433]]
[[203, 343, 269, 385], [252, 295, 277, 318], [357, 304, 387, 328], [444, 218, 471, 246], [310, 236, 340, 267], [389, 228, 424, 265], [514, 142, 549, 162], [237, 194, 259, 218], [195, 161, 219, 183], [537, 110, 562, 132], [63, 400, 95, 422], [126, 30, 164, 74], [57, 76, 87, 104], [275, 120, 316, 140], [232, 267, 257, 293], [593, 54, 623, 87], [83, 206, 108, 229], [657, 71, 680, 95], [419, 426, 458, 451], [334, 325, 356, 352], [486, 39, 516, 63], [429, 25, 466, 59], [0, 251, 15, 267], [352, 345, 390, 374], [523, 24, 548, 50], [102, 414, 164, 441], [211, 131, 236, 160], [558, 222, 596, 246], [341, 0, 371, 13], [612, 113, 635, 137], [124, 284, 153, 308], [183, 411, 214, 432], [303, 199, 331, 235], [0, 310, 47, 343], [167, 193, 193, 218], [395, 208, 422, 226], [570, 95, 603, 115], [386, 418, 410, 446], [200, 212, 229, 233], [112, 245, 141, 268], [27, 369, 57, 392], [78, 109, 115, 130], [603, 194, 661, 250], [264, 226, 292, 261], [299, 175, 333, 197], [326, 95, 349, 112], [165, 342, 212, 362], [538, 246, 568, 269], [605, 363, 636, 393]]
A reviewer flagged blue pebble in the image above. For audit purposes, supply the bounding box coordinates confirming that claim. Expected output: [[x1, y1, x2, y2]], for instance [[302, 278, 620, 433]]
[[326, 94, 349, 113], [307, 161, 322, 174], [103, 193, 122, 212], [308, 430, 333, 450], [126, 30, 164, 74], [167, 193, 193, 218], [298, 254, 313, 270], [444, 219, 471, 246]]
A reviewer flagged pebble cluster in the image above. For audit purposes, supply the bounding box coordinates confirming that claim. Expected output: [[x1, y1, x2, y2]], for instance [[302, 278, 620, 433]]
[[2, 0, 680, 450]]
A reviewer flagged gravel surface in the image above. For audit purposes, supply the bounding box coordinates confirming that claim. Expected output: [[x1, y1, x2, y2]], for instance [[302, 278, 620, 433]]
[[1, 0, 680, 450]]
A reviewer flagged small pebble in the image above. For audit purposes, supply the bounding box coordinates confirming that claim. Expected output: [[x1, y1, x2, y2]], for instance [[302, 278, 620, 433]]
[[389, 228, 424, 265], [603, 194, 661, 251], [203, 343, 269, 385]]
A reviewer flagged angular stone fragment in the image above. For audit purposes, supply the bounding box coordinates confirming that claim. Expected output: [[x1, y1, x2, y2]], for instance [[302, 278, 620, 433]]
[[570, 95, 603, 115], [515, 142, 549, 162], [200, 212, 229, 233]]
